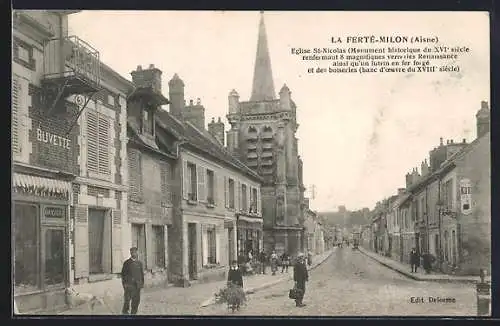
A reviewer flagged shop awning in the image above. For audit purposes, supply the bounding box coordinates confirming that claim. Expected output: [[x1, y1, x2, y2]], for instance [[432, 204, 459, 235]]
[[13, 173, 72, 195], [238, 216, 263, 224]]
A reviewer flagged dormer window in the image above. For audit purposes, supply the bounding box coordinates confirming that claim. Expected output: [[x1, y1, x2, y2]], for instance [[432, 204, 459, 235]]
[[142, 109, 154, 136]]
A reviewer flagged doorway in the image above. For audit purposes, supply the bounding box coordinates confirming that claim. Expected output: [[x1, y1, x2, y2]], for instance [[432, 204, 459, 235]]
[[88, 209, 111, 274], [187, 223, 197, 280], [228, 227, 234, 262]]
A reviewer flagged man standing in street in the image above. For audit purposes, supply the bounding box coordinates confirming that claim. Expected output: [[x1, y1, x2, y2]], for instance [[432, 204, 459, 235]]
[[293, 253, 309, 307], [259, 250, 267, 274], [410, 248, 419, 273], [121, 247, 144, 315]]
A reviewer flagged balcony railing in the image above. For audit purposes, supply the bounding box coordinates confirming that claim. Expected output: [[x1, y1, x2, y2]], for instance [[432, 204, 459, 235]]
[[43, 35, 100, 88]]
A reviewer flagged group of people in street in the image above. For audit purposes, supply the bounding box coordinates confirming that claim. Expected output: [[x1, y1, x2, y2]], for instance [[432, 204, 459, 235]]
[[119, 246, 315, 314], [228, 251, 310, 308], [410, 247, 436, 274]]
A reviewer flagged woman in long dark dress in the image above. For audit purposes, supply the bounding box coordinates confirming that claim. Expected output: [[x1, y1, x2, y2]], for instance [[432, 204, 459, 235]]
[[227, 260, 245, 311]]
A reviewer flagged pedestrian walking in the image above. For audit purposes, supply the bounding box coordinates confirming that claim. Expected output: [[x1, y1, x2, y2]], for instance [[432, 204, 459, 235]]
[[226, 260, 245, 311], [307, 251, 313, 267], [121, 247, 144, 315], [228, 260, 244, 287], [259, 250, 267, 274], [270, 250, 278, 275], [281, 252, 290, 273], [293, 253, 308, 307], [410, 248, 419, 273]]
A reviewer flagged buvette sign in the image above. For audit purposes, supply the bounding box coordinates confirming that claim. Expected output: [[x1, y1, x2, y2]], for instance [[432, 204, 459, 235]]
[[36, 127, 71, 150]]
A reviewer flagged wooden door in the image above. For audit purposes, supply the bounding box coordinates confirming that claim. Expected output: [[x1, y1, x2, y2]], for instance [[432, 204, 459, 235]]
[[188, 223, 197, 279], [88, 209, 105, 274]]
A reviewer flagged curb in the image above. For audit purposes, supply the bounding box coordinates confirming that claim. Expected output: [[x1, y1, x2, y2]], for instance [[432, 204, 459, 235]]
[[358, 247, 481, 284], [200, 249, 335, 308]]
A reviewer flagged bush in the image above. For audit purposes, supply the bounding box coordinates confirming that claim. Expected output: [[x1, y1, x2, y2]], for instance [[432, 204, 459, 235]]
[[214, 283, 246, 305]]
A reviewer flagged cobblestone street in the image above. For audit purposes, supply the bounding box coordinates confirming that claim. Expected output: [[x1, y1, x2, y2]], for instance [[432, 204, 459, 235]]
[[199, 247, 477, 316], [58, 247, 476, 316]]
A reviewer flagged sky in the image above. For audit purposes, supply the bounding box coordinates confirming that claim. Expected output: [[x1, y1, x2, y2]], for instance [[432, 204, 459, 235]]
[[68, 11, 490, 212]]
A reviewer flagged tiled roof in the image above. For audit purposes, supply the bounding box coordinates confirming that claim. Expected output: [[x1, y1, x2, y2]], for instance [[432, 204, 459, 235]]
[[155, 109, 262, 182]]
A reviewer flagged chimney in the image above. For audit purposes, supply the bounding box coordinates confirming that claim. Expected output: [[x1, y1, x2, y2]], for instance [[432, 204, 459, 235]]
[[462, 138, 466, 144], [131, 64, 162, 93], [183, 98, 206, 131], [208, 117, 225, 146], [476, 100, 490, 138], [440, 137, 444, 146], [405, 172, 412, 188], [168, 73, 185, 120]]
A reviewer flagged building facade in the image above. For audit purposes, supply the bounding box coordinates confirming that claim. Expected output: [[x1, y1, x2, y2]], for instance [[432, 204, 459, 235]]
[[155, 73, 263, 286], [226, 13, 305, 257], [126, 64, 174, 287], [369, 101, 490, 276], [12, 10, 130, 312]]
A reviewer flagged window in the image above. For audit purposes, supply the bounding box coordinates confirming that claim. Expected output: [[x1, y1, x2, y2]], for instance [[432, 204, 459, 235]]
[[107, 94, 115, 107], [128, 149, 143, 202], [152, 225, 165, 268], [14, 203, 39, 293], [207, 169, 215, 205], [228, 178, 235, 209], [251, 188, 258, 213], [13, 37, 35, 71], [87, 110, 111, 179], [444, 231, 449, 261], [241, 184, 248, 211], [207, 227, 217, 264], [187, 162, 197, 201], [131, 223, 147, 266], [160, 162, 172, 206], [142, 110, 154, 135], [18, 46, 30, 62]]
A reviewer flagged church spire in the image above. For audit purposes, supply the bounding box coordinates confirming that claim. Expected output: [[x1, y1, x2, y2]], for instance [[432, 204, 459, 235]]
[[250, 11, 276, 101]]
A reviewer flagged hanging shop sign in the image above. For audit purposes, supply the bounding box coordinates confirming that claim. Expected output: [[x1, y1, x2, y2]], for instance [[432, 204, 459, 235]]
[[36, 127, 71, 150], [460, 178, 472, 215]]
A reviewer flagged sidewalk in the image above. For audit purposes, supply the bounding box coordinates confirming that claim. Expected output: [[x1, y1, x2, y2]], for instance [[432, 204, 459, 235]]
[[200, 248, 335, 307], [358, 246, 491, 284]]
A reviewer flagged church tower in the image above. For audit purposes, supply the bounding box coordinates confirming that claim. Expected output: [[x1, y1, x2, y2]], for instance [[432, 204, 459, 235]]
[[227, 12, 306, 256]]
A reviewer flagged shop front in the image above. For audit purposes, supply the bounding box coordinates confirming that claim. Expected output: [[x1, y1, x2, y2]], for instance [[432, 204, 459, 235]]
[[236, 214, 263, 260], [12, 172, 72, 313]]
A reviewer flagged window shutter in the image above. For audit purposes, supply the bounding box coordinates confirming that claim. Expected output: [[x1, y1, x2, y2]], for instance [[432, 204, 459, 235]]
[[112, 209, 123, 273], [74, 205, 89, 278], [128, 149, 142, 200], [257, 187, 262, 214], [197, 165, 206, 202], [224, 176, 228, 208], [98, 114, 111, 175], [87, 111, 99, 174], [12, 76, 20, 156], [213, 172, 217, 205], [247, 185, 251, 212], [160, 162, 169, 205], [182, 160, 188, 200], [145, 224, 153, 271], [215, 228, 220, 264], [236, 181, 241, 211]]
